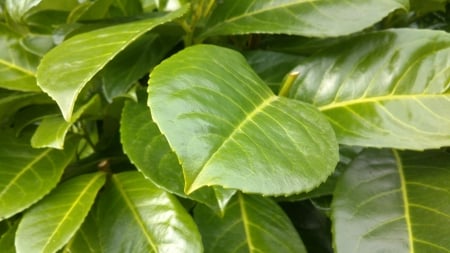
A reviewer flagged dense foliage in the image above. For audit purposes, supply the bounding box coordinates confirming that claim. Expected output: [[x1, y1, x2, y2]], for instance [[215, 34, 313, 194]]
[[1, 0, 450, 252]]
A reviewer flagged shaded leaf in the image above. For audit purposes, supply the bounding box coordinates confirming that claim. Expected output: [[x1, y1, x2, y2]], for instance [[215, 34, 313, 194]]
[[194, 193, 306, 253], [61, 209, 101, 253], [121, 98, 236, 213], [0, 24, 40, 92], [291, 29, 450, 150], [0, 220, 18, 253], [31, 95, 101, 149], [95, 171, 202, 253], [15, 172, 106, 253], [332, 149, 450, 253], [36, 5, 189, 120], [148, 44, 338, 195], [410, 0, 448, 15], [199, 0, 408, 38], [0, 130, 77, 220]]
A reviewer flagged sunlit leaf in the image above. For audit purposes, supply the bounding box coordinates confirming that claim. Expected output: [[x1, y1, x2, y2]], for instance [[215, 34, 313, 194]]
[[37, 5, 188, 120], [15, 172, 106, 253], [332, 149, 450, 253], [61, 208, 101, 253], [0, 130, 77, 220], [121, 98, 236, 213], [195, 193, 306, 253], [5, 0, 42, 22], [95, 171, 202, 253], [199, 0, 408, 38], [0, 24, 40, 92], [291, 29, 450, 150], [148, 44, 338, 195]]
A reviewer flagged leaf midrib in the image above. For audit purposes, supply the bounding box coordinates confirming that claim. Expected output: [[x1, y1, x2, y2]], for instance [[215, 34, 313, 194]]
[[239, 194, 256, 252], [393, 150, 414, 253], [42, 173, 104, 252], [318, 93, 449, 111], [112, 175, 158, 252], [187, 96, 277, 193], [0, 58, 35, 76]]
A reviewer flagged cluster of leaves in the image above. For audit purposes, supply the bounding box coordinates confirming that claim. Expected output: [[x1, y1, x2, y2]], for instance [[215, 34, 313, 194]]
[[1, 0, 450, 252]]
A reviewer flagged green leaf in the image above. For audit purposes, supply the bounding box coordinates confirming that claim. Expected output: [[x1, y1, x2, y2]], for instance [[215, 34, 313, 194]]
[[61, 209, 101, 253], [148, 44, 338, 195], [36, 5, 189, 121], [194, 193, 306, 253], [0, 220, 18, 253], [245, 50, 303, 93], [95, 171, 202, 253], [31, 95, 101, 149], [5, 0, 42, 22], [0, 24, 40, 92], [410, 0, 448, 15], [332, 149, 450, 253], [199, 0, 408, 38], [0, 130, 77, 220], [121, 98, 236, 212], [291, 29, 450, 150], [0, 89, 51, 125], [15, 172, 106, 253], [100, 33, 179, 102]]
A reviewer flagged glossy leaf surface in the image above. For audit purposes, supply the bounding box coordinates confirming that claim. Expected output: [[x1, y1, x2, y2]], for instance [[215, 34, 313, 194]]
[[5, 0, 42, 22], [148, 44, 338, 195], [36, 6, 188, 120], [121, 98, 235, 212], [0, 24, 40, 92], [195, 193, 306, 253], [0, 131, 76, 220], [61, 208, 101, 253], [31, 95, 101, 149], [291, 29, 450, 150], [199, 0, 408, 38], [332, 149, 450, 253], [15, 172, 106, 253], [95, 171, 202, 253]]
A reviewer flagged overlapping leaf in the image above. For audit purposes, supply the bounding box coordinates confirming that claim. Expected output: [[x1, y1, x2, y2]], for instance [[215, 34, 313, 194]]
[[31, 95, 101, 149], [148, 44, 338, 195], [36, 5, 188, 120], [0, 130, 77, 220], [0, 24, 40, 92], [121, 98, 236, 212], [332, 149, 450, 252], [291, 29, 450, 150], [195, 193, 306, 253], [199, 0, 408, 38], [95, 171, 202, 253], [15, 172, 106, 253]]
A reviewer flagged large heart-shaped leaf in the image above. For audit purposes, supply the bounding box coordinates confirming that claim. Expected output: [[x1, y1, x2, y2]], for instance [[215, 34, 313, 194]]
[[95, 171, 202, 253], [0, 24, 40, 92], [148, 44, 338, 195], [0, 130, 77, 220], [291, 29, 450, 150], [199, 0, 408, 38], [121, 98, 236, 213], [332, 149, 450, 253], [36, 5, 188, 120], [15, 172, 106, 253], [194, 193, 306, 253]]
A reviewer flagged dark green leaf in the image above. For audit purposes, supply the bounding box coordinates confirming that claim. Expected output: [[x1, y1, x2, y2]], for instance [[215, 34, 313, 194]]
[[332, 149, 450, 252], [291, 29, 450, 150], [195, 193, 306, 253], [121, 98, 236, 212], [0, 220, 18, 253], [95, 171, 202, 253], [0, 89, 51, 125], [199, 0, 408, 38], [61, 209, 101, 253], [0, 130, 77, 220], [15, 172, 106, 253], [148, 44, 338, 195], [37, 5, 189, 120]]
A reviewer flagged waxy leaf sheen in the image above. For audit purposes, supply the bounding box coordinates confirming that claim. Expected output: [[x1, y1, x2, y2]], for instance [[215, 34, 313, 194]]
[[37, 5, 188, 120], [200, 0, 408, 38], [148, 44, 338, 195], [292, 29, 450, 150], [15, 172, 106, 253], [332, 149, 450, 253]]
